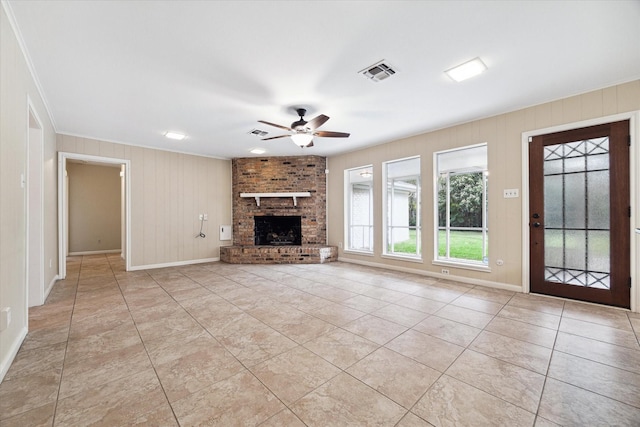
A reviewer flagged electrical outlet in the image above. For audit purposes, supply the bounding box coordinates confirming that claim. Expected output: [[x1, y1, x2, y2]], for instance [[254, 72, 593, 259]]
[[503, 189, 519, 198], [441, 268, 449, 275], [338, 242, 343, 248], [203, 214, 208, 221]]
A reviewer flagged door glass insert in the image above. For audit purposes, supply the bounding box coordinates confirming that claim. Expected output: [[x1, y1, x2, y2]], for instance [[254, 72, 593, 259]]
[[542, 137, 610, 289]]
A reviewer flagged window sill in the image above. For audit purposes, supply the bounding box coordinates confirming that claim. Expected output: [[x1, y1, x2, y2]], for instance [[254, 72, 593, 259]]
[[382, 254, 423, 263], [343, 249, 374, 257], [432, 259, 491, 273]]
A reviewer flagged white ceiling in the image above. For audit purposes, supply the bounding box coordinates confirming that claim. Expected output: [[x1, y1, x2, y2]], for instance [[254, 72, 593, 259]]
[[6, 1, 640, 160]]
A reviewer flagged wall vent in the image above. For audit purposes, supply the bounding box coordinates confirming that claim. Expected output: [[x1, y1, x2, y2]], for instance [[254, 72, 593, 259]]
[[248, 129, 268, 137], [359, 60, 397, 82]]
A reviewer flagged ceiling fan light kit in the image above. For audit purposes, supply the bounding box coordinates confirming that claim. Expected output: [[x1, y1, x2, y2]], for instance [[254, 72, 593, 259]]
[[291, 133, 313, 147], [258, 108, 350, 148]]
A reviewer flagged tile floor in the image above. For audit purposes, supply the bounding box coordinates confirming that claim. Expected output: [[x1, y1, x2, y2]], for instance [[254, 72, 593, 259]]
[[1, 254, 640, 426]]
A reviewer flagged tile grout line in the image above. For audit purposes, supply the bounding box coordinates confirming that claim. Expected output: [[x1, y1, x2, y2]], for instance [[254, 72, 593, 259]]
[[107, 255, 182, 426], [50, 256, 83, 426], [532, 299, 565, 423]]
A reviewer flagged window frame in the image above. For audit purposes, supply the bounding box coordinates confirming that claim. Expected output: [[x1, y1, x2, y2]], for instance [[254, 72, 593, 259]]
[[382, 156, 422, 260], [344, 165, 374, 254], [433, 144, 490, 271]]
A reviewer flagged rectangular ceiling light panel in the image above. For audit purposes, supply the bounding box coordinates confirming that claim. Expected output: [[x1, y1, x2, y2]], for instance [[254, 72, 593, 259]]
[[445, 57, 487, 82], [165, 131, 187, 140]]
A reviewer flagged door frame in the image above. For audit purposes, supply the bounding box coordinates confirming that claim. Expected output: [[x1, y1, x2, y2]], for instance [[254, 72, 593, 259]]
[[521, 111, 639, 312], [57, 152, 131, 278], [26, 97, 45, 306]]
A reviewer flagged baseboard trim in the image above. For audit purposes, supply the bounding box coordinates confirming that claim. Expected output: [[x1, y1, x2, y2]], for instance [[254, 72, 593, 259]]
[[337, 256, 522, 293], [0, 325, 28, 383], [44, 274, 59, 301], [68, 249, 122, 256], [128, 257, 220, 271]]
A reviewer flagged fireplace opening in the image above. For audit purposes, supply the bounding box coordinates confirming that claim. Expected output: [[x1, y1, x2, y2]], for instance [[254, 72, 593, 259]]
[[254, 216, 302, 246]]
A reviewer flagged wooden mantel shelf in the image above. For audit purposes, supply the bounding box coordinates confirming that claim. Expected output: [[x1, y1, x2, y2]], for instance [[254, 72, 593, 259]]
[[240, 192, 311, 207]]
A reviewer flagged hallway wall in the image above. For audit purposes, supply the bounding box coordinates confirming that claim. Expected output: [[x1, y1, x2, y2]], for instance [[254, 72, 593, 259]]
[[67, 162, 121, 253], [1, 3, 58, 380]]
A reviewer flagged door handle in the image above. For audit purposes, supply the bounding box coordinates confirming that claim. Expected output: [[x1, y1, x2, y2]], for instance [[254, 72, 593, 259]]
[[532, 213, 540, 219], [533, 222, 541, 228], [635, 228, 640, 234]]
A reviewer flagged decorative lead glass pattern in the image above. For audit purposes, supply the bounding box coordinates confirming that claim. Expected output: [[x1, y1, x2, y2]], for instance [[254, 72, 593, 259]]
[[543, 137, 610, 289]]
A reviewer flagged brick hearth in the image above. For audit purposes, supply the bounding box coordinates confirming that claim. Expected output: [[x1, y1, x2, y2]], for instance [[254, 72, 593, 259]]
[[220, 244, 338, 264], [221, 155, 337, 264]]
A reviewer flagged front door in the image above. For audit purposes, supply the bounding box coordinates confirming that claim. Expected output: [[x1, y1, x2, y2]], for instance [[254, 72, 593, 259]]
[[529, 120, 630, 308]]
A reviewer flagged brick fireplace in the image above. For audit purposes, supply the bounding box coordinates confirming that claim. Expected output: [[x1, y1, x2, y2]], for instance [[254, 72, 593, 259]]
[[220, 155, 337, 264]]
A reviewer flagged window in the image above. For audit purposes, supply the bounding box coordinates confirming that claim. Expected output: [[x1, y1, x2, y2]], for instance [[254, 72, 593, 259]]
[[384, 157, 421, 258], [435, 144, 488, 266], [345, 166, 373, 252]]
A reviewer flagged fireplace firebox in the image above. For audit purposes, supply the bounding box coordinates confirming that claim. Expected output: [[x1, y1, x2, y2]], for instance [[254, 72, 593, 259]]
[[254, 216, 302, 246]]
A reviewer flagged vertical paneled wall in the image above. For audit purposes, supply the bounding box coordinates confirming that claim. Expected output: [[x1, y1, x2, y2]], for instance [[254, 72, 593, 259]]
[[327, 80, 640, 288], [57, 135, 232, 268], [1, 4, 58, 380]]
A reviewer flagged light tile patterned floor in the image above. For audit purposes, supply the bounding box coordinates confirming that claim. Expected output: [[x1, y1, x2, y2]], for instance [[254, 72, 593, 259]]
[[2, 254, 640, 426]]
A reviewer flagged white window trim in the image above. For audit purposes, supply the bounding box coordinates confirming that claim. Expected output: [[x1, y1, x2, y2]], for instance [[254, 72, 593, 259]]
[[432, 259, 491, 273], [382, 155, 422, 260], [344, 249, 375, 257], [382, 253, 424, 263], [344, 165, 374, 254], [433, 143, 488, 268]]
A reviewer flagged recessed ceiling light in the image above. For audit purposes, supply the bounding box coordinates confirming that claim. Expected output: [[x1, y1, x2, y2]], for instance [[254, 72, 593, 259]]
[[445, 57, 487, 82], [250, 148, 266, 154], [164, 131, 187, 140]]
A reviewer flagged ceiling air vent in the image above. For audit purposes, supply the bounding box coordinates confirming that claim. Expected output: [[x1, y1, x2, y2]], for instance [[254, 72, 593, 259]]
[[248, 129, 268, 137], [359, 60, 397, 82]]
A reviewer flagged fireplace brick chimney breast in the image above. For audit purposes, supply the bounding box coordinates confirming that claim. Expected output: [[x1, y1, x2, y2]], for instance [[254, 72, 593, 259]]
[[232, 156, 327, 246]]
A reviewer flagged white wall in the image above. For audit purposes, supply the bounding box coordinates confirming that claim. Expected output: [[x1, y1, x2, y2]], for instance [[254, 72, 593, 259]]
[[1, 3, 58, 381]]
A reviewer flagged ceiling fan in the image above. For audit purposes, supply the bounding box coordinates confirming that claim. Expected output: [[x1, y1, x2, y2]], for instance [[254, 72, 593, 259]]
[[258, 108, 350, 148]]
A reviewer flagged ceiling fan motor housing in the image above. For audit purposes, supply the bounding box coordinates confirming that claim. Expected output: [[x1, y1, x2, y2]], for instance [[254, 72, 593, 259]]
[[292, 108, 308, 131]]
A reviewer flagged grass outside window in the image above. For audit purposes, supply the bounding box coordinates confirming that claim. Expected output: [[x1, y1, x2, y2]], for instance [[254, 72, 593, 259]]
[[392, 230, 486, 261]]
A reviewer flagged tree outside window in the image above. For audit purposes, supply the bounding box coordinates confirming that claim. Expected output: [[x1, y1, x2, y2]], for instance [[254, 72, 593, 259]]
[[436, 145, 488, 264]]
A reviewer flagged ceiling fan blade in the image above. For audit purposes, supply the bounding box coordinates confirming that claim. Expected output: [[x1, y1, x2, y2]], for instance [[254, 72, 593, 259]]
[[305, 114, 329, 130], [306, 141, 314, 148], [261, 134, 291, 140], [258, 120, 292, 131], [313, 130, 350, 138]]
